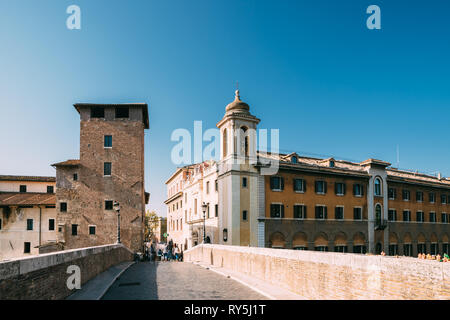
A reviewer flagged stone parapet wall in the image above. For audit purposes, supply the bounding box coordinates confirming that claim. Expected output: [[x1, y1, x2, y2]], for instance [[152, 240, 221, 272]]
[[0, 244, 133, 300], [185, 244, 450, 299]]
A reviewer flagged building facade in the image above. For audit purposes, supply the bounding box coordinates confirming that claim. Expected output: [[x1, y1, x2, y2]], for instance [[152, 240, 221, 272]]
[[53, 103, 149, 253], [0, 176, 58, 260], [165, 90, 450, 256]]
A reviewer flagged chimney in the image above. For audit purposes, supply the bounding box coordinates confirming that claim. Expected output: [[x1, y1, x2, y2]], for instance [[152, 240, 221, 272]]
[[438, 172, 442, 180]]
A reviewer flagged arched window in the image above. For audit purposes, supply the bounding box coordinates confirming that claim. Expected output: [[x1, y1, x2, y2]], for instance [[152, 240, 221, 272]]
[[222, 128, 228, 158], [374, 178, 382, 196], [240, 126, 249, 157], [291, 156, 298, 164]]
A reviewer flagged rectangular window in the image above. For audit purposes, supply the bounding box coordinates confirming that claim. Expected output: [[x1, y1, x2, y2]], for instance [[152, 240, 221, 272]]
[[315, 181, 327, 194], [47, 186, 54, 193], [416, 211, 424, 222], [416, 191, 423, 202], [293, 179, 305, 192], [91, 107, 105, 118], [242, 210, 248, 221], [26, 219, 33, 231], [115, 107, 129, 118], [215, 204, 218, 217], [403, 244, 413, 257], [72, 224, 78, 236], [293, 205, 306, 219], [315, 205, 327, 220], [388, 188, 396, 200], [402, 189, 410, 201], [89, 226, 96, 235], [242, 177, 248, 188], [402, 210, 411, 222], [206, 181, 210, 194], [20, 185, 27, 193], [353, 183, 363, 196], [270, 204, 284, 218], [60, 202, 67, 212], [335, 183, 345, 196], [429, 212, 436, 223], [417, 243, 426, 254], [104, 162, 112, 176], [353, 245, 366, 254], [388, 209, 397, 221], [430, 243, 438, 255], [105, 200, 113, 210], [49, 219, 55, 231], [270, 176, 283, 191], [353, 207, 362, 220], [73, 173, 78, 181], [388, 244, 398, 256], [24, 242, 31, 253], [215, 180, 218, 192], [104, 135, 112, 148], [442, 213, 449, 223], [335, 206, 344, 220], [441, 194, 447, 204], [429, 192, 436, 203]]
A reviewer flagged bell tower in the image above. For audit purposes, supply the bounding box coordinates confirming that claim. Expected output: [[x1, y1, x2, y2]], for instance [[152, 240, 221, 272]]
[[216, 90, 260, 246]]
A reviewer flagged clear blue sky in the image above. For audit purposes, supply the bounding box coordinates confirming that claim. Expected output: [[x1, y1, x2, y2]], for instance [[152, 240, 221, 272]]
[[1, 0, 449, 216]]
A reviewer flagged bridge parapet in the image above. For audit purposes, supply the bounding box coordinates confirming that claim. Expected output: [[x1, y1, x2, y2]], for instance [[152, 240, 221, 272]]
[[0, 244, 133, 300], [185, 244, 450, 299]]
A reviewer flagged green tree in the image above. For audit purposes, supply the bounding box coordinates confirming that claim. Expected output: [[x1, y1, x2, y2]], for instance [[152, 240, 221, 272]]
[[144, 210, 159, 242]]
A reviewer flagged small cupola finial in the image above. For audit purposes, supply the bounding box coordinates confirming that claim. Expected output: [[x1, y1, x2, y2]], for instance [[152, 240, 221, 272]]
[[235, 81, 241, 101]]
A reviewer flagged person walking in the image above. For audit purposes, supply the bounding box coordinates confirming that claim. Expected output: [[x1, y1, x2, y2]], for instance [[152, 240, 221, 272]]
[[163, 244, 168, 261], [174, 245, 180, 261]]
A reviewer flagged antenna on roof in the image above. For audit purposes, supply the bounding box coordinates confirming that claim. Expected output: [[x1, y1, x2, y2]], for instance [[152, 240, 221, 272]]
[[396, 144, 400, 168]]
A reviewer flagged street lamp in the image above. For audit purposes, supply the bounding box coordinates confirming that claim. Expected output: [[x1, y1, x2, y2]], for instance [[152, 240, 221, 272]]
[[113, 201, 121, 244], [201, 202, 208, 244]]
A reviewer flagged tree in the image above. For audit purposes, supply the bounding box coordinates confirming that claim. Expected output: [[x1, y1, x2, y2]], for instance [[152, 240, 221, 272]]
[[144, 210, 159, 242]]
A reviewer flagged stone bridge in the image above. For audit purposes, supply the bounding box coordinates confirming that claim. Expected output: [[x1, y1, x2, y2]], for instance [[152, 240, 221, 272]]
[[0, 244, 449, 300]]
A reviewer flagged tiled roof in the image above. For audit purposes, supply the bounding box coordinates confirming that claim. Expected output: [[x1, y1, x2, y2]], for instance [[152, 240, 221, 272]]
[[0, 192, 56, 206], [51, 159, 80, 167], [0, 175, 55, 182]]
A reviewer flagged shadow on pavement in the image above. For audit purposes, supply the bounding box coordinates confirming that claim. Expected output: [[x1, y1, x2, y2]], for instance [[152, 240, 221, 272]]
[[101, 261, 158, 300]]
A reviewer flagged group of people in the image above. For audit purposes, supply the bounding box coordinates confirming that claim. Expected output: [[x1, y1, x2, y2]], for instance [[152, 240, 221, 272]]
[[146, 240, 183, 262], [418, 252, 449, 262]]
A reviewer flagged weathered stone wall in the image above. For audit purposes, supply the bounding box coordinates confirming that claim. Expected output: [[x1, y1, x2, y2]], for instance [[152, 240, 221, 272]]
[[185, 244, 450, 299], [0, 244, 133, 300]]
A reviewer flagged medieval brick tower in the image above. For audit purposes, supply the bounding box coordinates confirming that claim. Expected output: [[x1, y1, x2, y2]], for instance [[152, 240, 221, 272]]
[[53, 103, 149, 252]]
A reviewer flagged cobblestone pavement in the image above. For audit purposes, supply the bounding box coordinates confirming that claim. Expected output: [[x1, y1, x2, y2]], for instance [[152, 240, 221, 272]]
[[102, 261, 266, 300]]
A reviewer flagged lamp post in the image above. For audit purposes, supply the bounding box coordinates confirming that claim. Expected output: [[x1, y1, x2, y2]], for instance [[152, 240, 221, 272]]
[[201, 202, 208, 244], [113, 201, 121, 244]]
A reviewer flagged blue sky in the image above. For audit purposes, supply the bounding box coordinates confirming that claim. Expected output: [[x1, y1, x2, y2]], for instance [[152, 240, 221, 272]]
[[1, 0, 449, 216]]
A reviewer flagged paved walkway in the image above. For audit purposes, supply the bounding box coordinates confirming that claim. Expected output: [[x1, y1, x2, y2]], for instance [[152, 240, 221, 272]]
[[101, 261, 267, 300]]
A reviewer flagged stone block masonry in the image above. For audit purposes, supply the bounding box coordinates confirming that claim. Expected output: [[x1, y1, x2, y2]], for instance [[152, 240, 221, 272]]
[[185, 244, 450, 299], [0, 244, 133, 300]]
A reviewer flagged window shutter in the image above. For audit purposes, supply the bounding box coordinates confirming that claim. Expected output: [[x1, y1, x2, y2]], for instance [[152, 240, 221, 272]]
[[293, 179, 296, 191], [334, 183, 338, 195], [343, 183, 346, 195], [335, 206, 338, 218], [324, 182, 327, 194], [280, 177, 284, 190], [324, 206, 328, 219], [315, 206, 319, 218], [270, 177, 274, 190], [303, 206, 307, 219], [315, 181, 318, 193], [353, 184, 356, 195], [361, 185, 364, 196], [281, 205, 284, 218], [303, 179, 306, 192]]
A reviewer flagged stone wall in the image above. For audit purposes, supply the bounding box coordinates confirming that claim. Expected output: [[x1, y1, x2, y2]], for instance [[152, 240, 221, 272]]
[[0, 244, 133, 300], [185, 244, 450, 299]]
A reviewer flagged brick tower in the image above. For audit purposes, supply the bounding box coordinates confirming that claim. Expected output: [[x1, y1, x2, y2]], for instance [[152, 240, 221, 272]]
[[52, 103, 149, 252]]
